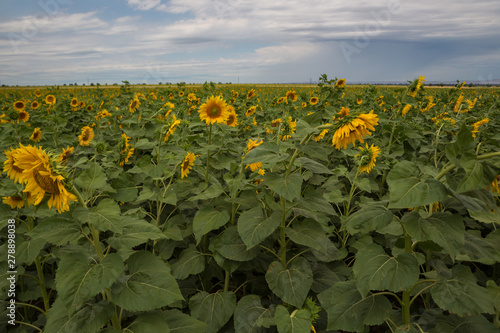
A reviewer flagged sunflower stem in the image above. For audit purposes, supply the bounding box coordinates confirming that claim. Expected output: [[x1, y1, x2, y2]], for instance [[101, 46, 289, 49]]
[[205, 123, 213, 183], [279, 197, 287, 268]]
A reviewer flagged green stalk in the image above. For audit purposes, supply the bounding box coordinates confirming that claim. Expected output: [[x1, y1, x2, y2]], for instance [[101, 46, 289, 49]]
[[205, 123, 213, 183], [34, 256, 50, 313], [402, 231, 413, 326], [280, 197, 287, 267]]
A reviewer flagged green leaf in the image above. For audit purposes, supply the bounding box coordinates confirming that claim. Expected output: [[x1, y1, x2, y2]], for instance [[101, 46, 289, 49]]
[[73, 198, 122, 233], [189, 180, 223, 201], [468, 209, 500, 224], [387, 161, 448, 209], [297, 157, 333, 174], [162, 309, 207, 333], [456, 160, 494, 193], [265, 257, 313, 308], [353, 243, 419, 297], [456, 230, 500, 264], [244, 142, 289, 165], [275, 305, 311, 333], [445, 122, 475, 166], [486, 280, 500, 311], [124, 312, 171, 333], [55, 253, 123, 314], [263, 172, 303, 201], [27, 215, 82, 246], [107, 216, 166, 253], [111, 251, 183, 311], [74, 162, 112, 195], [431, 265, 495, 316], [342, 206, 393, 235], [234, 295, 273, 333], [237, 207, 281, 249], [210, 226, 260, 262], [170, 244, 206, 279], [44, 298, 114, 333], [298, 189, 336, 216], [189, 291, 236, 333], [192, 206, 230, 245], [403, 211, 465, 260], [286, 219, 336, 256], [318, 281, 392, 332], [15, 237, 46, 265], [109, 172, 138, 202], [431, 314, 500, 333]]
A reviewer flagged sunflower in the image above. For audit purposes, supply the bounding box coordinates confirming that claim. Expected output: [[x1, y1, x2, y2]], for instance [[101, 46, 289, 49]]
[[45, 95, 56, 105], [471, 118, 489, 137], [129, 98, 140, 113], [58, 146, 74, 164], [78, 126, 95, 146], [181, 152, 196, 178], [277, 96, 286, 104], [179, 91, 185, 97], [313, 124, 330, 142], [164, 114, 181, 142], [401, 104, 411, 116], [31, 101, 40, 109], [226, 106, 238, 127], [18, 110, 30, 122], [309, 97, 319, 105], [30, 127, 42, 142], [3, 144, 77, 212], [187, 93, 197, 102], [285, 91, 298, 102], [198, 95, 230, 124], [331, 111, 379, 150], [408, 75, 425, 98], [335, 78, 346, 88], [489, 175, 500, 194], [86, 105, 93, 112], [70, 98, 79, 107], [246, 138, 263, 152], [34, 89, 41, 97], [356, 143, 381, 174], [246, 106, 257, 117], [3, 147, 30, 183], [356, 98, 363, 105], [14, 100, 25, 111], [453, 95, 464, 113], [2, 195, 25, 209], [247, 89, 256, 99]]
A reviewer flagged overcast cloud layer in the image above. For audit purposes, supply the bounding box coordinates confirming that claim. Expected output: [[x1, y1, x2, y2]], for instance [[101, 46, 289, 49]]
[[1, 0, 499, 85]]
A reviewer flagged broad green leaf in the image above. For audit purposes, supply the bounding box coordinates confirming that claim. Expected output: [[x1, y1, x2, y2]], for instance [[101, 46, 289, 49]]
[[486, 280, 500, 311], [431, 314, 500, 333], [353, 243, 419, 297], [210, 226, 260, 262], [431, 265, 495, 316], [107, 216, 166, 252], [403, 211, 465, 260], [73, 198, 122, 233], [55, 252, 123, 314], [74, 162, 112, 196], [263, 172, 303, 201], [189, 180, 223, 201], [456, 230, 500, 264], [244, 142, 289, 165], [342, 206, 393, 235], [234, 295, 273, 333], [193, 206, 229, 245], [44, 298, 114, 333], [318, 281, 392, 332], [445, 122, 475, 166], [286, 219, 335, 255], [297, 157, 333, 174], [237, 207, 281, 249], [109, 171, 138, 202], [298, 189, 336, 216], [274, 305, 311, 333], [265, 257, 313, 308], [111, 251, 183, 311], [189, 291, 236, 333], [456, 160, 497, 193], [387, 161, 448, 208], [15, 237, 46, 265], [27, 215, 82, 246], [162, 309, 207, 333], [124, 312, 171, 333], [468, 209, 500, 224], [170, 244, 206, 279]]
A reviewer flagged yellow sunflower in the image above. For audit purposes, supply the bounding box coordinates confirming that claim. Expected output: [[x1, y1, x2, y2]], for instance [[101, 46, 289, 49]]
[[198, 95, 230, 125], [247, 89, 256, 99], [226, 106, 238, 127], [335, 78, 346, 88], [30, 127, 42, 142], [408, 75, 425, 98], [31, 101, 40, 109], [471, 118, 489, 138], [58, 146, 74, 164], [285, 91, 298, 102], [129, 98, 140, 113], [2, 195, 25, 209], [181, 152, 196, 178], [70, 98, 79, 107], [164, 114, 181, 142], [18, 110, 30, 122], [356, 143, 381, 174], [246, 106, 257, 117], [3, 144, 77, 212], [14, 100, 25, 111], [78, 126, 95, 146], [401, 104, 411, 116], [331, 111, 379, 150], [489, 175, 500, 194], [34, 89, 41, 97], [309, 97, 319, 105], [313, 124, 330, 142], [45, 95, 56, 105]]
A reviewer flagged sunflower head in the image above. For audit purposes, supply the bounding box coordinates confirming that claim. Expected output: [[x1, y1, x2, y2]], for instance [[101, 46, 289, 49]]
[[335, 78, 346, 88], [70, 98, 79, 107], [78, 126, 95, 146], [45, 95, 56, 105], [14, 100, 25, 111], [31, 101, 40, 109], [226, 106, 238, 127], [30, 127, 42, 142], [181, 152, 196, 178], [286, 91, 298, 102], [309, 97, 319, 105], [247, 89, 256, 99], [198, 95, 230, 125], [19, 110, 30, 122], [356, 143, 381, 174]]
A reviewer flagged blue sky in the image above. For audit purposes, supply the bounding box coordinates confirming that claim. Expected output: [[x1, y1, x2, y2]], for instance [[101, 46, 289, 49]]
[[1, 0, 499, 85]]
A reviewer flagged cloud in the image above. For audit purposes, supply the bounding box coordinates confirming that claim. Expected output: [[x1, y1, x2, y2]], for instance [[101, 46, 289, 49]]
[[127, 0, 162, 11]]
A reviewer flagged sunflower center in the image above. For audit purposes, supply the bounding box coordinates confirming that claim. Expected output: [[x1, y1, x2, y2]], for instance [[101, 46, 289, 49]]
[[33, 166, 60, 194], [82, 130, 90, 141], [208, 105, 222, 117]]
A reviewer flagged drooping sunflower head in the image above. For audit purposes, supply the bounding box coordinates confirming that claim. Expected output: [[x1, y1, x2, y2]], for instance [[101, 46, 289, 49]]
[[129, 99, 140, 113], [247, 89, 256, 100], [286, 91, 298, 102], [2, 195, 25, 209], [45, 95, 56, 105], [226, 106, 238, 127], [331, 111, 379, 150], [246, 138, 263, 153], [14, 100, 25, 111], [245, 106, 257, 117], [181, 152, 196, 178], [408, 75, 425, 97], [58, 146, 74, 164], [198, 95, 229, 125], [30, 127, 42, 142], [356, 143, 381, 174], [78, 126, 95, 146]]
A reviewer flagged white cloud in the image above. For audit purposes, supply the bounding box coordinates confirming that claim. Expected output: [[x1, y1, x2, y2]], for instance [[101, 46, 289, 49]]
[[127, 0, 162, 11]]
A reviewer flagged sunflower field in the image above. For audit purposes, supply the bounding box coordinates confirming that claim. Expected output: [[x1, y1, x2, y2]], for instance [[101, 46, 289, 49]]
[[1, 76, 500, 333]]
